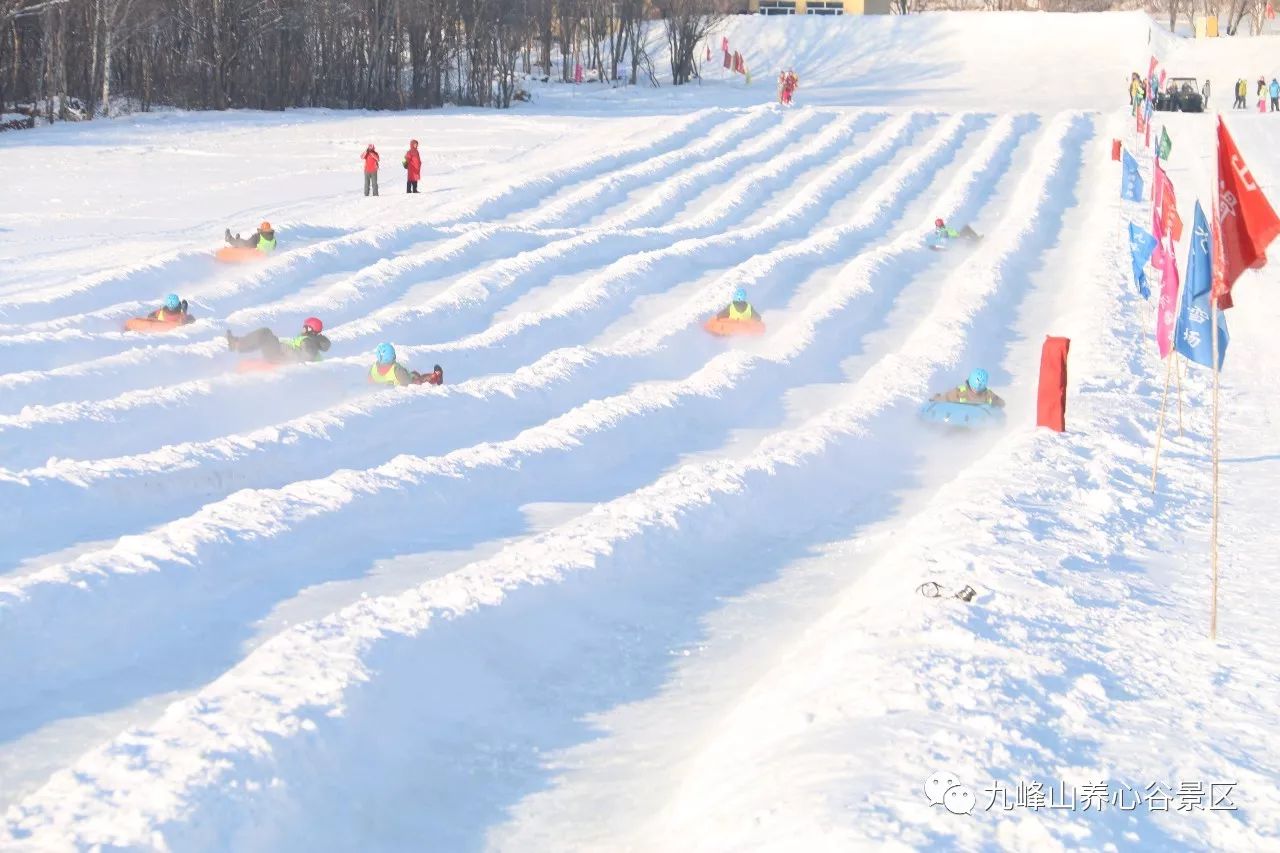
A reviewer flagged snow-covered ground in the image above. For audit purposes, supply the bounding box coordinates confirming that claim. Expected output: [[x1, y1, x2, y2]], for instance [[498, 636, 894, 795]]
[[2, 11, 1279, 851]]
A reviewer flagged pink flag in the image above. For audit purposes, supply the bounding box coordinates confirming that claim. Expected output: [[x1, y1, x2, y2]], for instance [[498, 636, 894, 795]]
[[721, 36, 729, 53], [1148, 55, 1158, 80], [1156, 243, 1180, 358], [574, 62, 583, 83]]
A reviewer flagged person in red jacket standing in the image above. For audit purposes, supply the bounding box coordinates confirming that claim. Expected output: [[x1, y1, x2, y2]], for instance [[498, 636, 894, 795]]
[[362, 144, 380, 197], [403, 140, 422, 194]]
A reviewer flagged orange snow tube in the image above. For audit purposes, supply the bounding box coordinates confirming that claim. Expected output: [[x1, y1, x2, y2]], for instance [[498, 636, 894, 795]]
[[703, 316, 766, 337], [123, 316, 192, 333], [216, 247, 268, 264], [235, 359, 283, 374]]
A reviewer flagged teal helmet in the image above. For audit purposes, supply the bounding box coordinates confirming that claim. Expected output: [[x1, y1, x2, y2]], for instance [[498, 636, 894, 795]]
[[164, 293, 181, 311], [967, 368, 989, 392], [733, 286, 747, 303], [375, 342, 396, 365]]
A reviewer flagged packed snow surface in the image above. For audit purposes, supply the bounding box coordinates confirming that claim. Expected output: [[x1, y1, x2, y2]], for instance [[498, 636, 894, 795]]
[[2, 11, 1280, 851]]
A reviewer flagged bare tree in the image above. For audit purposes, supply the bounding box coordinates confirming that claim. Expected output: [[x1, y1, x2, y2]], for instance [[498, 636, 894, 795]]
[[656, 0, 721, 86]]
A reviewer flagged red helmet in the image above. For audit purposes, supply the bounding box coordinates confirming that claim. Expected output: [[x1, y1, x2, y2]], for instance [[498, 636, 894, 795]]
[[935, 218, 945, 228], [303, 317, 323, 334]]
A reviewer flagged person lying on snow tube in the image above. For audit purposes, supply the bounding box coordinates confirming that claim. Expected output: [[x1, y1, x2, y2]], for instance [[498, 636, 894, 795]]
[[931, 368, 1005, 408], [367, 343, 443, 386], [224, 220, 278, 253], [125, 293, 195, 331], [149, 293, 193, 323], [929, 217, 980, 249], [717, 286, 763, 323], [226, 316, 330, 364]]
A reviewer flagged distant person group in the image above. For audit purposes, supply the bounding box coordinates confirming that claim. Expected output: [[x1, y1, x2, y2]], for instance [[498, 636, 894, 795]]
[[360, 140, 423, 196], [777, 70, 799, 106], [1232, 77, 1280, 111]]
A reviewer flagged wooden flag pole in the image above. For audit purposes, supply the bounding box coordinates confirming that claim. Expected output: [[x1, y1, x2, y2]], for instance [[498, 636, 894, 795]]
[[1151, 352, 1175, 491], [1210, 299, 1221, 640], [1175, 354, 1185, 437]]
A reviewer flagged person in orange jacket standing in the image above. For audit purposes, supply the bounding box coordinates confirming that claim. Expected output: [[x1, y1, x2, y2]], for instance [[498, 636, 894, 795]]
[[362, 144, 380, 196], [403, 140, 422, 194]]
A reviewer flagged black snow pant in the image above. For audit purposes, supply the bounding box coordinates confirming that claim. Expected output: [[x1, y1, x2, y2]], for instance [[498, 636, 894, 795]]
[[407, 179, 419, 193], [364, 172, 379, 196], [230, 328, 289, 362], [1272, 97, 1279, 112], [1234, 94, 1245, 109]]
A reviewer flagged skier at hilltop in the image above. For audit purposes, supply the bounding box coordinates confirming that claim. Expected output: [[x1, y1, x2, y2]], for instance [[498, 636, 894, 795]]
[[403, 140, 422, 194], [362, 144, 381, 196]]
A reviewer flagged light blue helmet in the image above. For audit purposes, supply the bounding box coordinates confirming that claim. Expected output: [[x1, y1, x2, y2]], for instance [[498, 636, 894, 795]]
[[164, 293, 181, 311], [375, 342, 396, 365], [967, 368, 989, 392], [733, 286, 747, 303]]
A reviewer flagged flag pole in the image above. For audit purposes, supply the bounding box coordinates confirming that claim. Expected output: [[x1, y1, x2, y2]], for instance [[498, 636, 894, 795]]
[[1175, 354, 1185, 437], [1210, 298, 1220, 640], [1151, 353, 1174, 491], [1209, 112, 1223, 642]]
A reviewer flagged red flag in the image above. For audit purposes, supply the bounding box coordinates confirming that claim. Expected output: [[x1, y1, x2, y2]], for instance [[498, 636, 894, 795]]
[[1267, 1, 1275, 19], [723, 50, 731, 70], [1211, 213, 1226, 310], [1111, 139, 1122, 161], [1153, 160, 1183, 242], [1215, 116, 1280, 307], [1136, 108, 1146, 134], [1148, 55, 1158, 81], [1036, 336, 1070, 432]]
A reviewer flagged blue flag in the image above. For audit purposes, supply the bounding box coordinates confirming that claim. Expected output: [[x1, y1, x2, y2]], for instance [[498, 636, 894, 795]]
[[1128, 221, 1157, 298], [1121, 151, 1143, 202], [1174, 201, 1228, 370]]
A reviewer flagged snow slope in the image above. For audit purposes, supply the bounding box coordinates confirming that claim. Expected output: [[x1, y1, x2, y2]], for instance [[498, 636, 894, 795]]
[[3, 11, 1280, 851]]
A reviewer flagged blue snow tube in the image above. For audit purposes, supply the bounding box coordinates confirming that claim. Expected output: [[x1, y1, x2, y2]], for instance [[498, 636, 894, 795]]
[[918, 400, 1006, 428]]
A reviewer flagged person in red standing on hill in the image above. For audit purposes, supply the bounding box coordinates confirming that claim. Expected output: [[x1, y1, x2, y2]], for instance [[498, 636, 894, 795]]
[[783, 70, 798, 106], [362, 144, 380, 196], [403, 140, 422, 194]]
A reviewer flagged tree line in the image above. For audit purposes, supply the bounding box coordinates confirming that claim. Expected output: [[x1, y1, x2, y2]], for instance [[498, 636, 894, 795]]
[[0, 0, 724, 121]]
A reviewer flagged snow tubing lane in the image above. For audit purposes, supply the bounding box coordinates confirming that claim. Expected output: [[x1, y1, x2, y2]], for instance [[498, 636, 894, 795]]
[[918, 400, 1005, 428], [216, 247, 270, 264], [123, 316, 193, 333], [703, 317, 766, 337]]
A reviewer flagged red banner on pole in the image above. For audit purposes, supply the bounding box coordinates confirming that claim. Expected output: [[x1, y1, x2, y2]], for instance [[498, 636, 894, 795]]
[[1036, 336, 1070, 432], [1215, 116, 1280, 308]]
